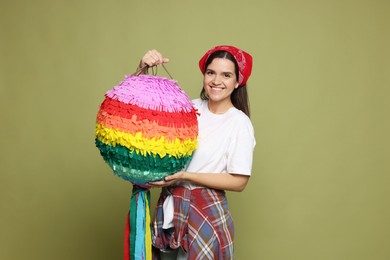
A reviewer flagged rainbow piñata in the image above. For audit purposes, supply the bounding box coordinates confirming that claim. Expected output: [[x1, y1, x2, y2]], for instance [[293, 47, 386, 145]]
[[95, 74, 198, 184]]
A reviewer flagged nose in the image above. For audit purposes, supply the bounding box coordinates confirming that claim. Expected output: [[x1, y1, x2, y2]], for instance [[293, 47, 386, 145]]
[[211, 75, 221, 85]]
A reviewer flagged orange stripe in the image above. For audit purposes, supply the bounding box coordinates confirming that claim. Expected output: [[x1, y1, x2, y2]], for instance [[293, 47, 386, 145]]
[[96, 110, 198, 141]]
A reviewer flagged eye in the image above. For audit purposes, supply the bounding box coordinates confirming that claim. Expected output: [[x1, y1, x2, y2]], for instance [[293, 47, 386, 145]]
[[223, 73, 232, 78], [206, 70, 214, 75]]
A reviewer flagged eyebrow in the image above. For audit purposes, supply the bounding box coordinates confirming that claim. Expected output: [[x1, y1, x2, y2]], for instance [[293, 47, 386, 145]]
[[205, 69, 234, 75]]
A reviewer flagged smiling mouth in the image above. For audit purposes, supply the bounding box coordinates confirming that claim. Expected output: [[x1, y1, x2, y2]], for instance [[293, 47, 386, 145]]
[[210, 86, 225, 90]]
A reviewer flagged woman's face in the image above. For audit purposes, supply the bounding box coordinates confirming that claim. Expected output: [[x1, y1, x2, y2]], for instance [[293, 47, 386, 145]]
[[203, 58, 239, 105]]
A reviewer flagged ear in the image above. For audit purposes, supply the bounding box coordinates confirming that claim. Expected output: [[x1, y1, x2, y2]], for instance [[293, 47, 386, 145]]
[[235, 82, 239, 89]]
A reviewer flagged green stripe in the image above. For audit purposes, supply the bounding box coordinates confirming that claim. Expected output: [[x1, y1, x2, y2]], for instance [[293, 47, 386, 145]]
[[95, 139, 192, 183]]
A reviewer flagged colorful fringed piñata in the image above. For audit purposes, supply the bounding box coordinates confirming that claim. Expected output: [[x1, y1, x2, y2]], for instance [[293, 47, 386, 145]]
[[95, 74, 198, 260]]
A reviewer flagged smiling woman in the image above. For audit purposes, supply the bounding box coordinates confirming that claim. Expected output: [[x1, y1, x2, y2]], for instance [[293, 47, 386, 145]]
[[199, 47, 252, 117], [203, 58, 239, 114], [133, 46, 256, 260]]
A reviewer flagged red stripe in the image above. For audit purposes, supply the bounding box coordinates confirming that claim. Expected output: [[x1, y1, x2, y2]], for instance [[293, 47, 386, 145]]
[[99, 97, 198, 127], [124, 211, 130, 260]]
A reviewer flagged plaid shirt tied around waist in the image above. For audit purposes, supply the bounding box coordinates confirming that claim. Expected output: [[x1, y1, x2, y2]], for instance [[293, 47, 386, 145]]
[[152, 186, 235, 260]]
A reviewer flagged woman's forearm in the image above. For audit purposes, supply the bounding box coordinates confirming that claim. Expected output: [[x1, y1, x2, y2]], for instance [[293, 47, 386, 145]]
[[164, 171, 250, 192]]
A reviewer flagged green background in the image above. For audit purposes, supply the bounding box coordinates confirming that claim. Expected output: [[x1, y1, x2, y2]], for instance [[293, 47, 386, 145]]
[[1, 0, 389, 259]]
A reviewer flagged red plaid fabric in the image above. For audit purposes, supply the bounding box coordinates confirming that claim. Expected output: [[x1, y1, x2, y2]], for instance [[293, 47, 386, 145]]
[[152, 186, 234, 260]]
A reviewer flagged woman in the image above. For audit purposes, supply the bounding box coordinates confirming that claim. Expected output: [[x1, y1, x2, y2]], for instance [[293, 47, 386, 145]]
[[140, 45, 255, 260]]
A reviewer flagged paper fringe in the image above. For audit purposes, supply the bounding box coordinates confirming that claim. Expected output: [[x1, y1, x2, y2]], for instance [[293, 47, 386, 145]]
[[106, 75, 194, 113], [96, 109, 198, 141], [95, 139, 192, 183], [98, 96, 198, 128], [96, 123, 197, 158], [127, 186, 152, 260], [95, 74, 198, 184]]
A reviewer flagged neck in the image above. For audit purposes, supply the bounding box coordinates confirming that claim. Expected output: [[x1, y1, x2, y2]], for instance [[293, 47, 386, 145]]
[[207, 100, 233, 114]]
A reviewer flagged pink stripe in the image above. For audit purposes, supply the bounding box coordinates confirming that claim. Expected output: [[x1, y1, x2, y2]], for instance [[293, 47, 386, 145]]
[[106, 75, 194, 113]]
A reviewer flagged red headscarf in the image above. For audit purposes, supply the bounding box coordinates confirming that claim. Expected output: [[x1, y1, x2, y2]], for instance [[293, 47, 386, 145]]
[[199, 45, 253, 87]]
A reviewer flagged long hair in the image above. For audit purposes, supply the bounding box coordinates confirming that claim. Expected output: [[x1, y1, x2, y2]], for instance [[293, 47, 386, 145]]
[[200, 50, 251, 117]]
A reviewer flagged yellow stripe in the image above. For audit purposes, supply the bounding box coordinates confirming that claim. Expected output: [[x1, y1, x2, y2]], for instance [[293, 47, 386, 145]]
[[95, 123, 197, 158], [145, 196, 152, 260]]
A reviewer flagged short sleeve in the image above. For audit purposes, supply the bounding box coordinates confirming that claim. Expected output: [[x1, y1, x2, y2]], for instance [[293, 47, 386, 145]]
[[227, 117, 256, 175]]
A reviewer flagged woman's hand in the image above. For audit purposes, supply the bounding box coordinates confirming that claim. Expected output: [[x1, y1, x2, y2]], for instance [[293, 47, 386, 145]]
[[148, 171, 250, 192], [148, 171, 185, 188], [138, 49, 170, 71]]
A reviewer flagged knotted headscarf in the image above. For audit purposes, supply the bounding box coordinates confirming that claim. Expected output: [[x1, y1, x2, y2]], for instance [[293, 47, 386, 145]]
[[198, 45, 253, 87]]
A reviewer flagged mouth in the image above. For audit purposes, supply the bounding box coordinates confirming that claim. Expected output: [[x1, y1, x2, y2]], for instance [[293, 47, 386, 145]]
[[209, 86, 225, 91]]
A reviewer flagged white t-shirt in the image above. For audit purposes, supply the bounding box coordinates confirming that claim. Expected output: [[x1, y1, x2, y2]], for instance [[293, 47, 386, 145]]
[[162, 98, 256, 228], [183, 98, 256, 189]]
